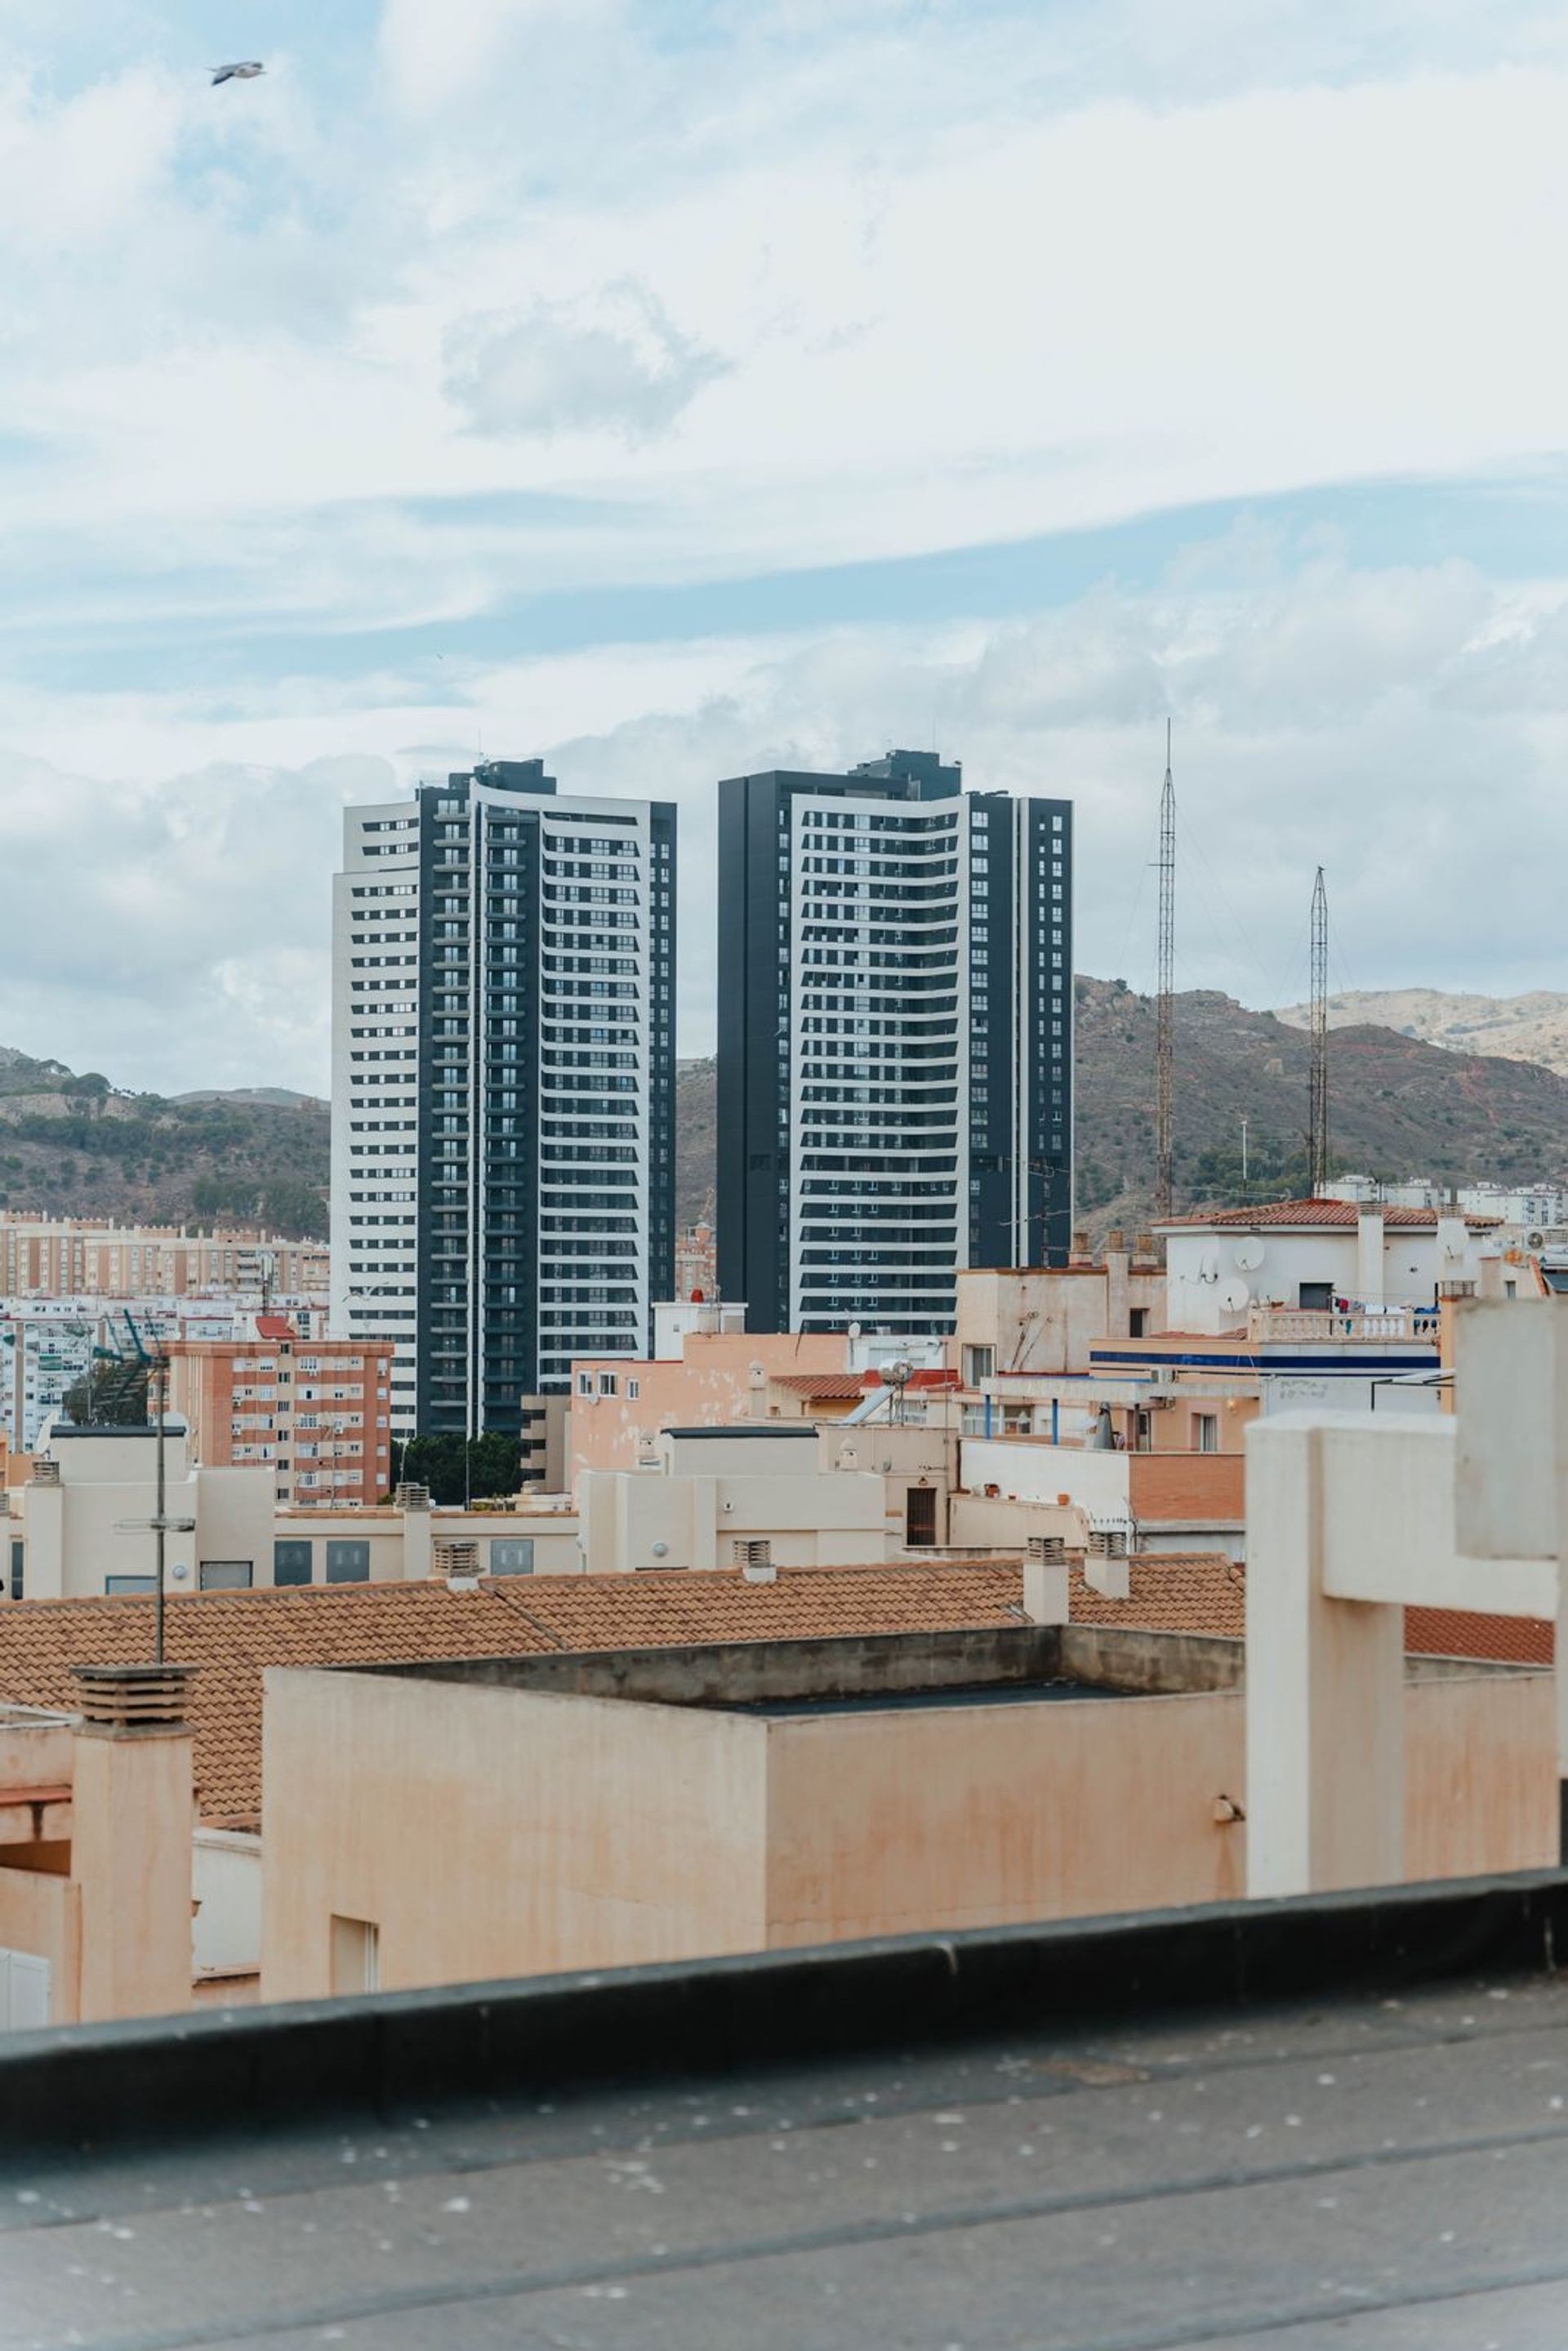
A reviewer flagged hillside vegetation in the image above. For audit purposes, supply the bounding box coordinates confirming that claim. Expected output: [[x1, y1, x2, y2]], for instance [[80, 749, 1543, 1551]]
[[668, 983, 1568, 1234], [8, 977, 1565, 1253], [0, 1054, 329, 1238]]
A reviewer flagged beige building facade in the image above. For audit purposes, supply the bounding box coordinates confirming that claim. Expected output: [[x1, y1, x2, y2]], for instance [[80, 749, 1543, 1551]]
[[0, 1214, 327, 1301], [261, 1631, 1556, 2004]]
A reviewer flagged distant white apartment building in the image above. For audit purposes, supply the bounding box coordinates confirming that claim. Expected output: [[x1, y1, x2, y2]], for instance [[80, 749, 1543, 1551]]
[[331, 759, 676, 1446]]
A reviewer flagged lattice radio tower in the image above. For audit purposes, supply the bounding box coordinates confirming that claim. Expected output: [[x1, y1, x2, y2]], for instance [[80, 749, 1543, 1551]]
[[1155, 721, 1176, 1218], [1308, 865, 1330, 1195]]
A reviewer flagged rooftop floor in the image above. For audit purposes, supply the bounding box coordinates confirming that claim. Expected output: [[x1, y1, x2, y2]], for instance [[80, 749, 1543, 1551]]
[[7, 1880, 1568, 2349]]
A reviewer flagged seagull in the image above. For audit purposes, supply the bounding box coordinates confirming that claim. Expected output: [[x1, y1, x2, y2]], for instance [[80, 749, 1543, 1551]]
[[211, 62, 265, 86]]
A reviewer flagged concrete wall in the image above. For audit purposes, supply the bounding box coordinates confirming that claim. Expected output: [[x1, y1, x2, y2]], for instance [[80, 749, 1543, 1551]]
[[961, 1436, 1131, 1520], [763, 1690, 1248, 1944], [1404, 1672, 1557, 1881], [956, 1258, 1165, 1375], [259, 1645, 1557, 2004], [577, 1460, 887, 1573], [568, 1333, 849, 1489], [0, 1866, 80, 2024], [261, 1670, 771, 2002]]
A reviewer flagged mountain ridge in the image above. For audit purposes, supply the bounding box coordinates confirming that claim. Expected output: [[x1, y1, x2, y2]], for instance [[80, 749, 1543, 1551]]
[[1275, 986, 1568, 1080]]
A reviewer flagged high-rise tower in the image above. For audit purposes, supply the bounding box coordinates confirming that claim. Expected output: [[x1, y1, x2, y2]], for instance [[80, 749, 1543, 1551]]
[[331, 760, 676, 1453], [716, 750, 1073, 1334]]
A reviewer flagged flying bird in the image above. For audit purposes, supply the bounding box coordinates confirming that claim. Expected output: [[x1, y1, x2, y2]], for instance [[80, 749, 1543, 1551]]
[[211, 62, 265, 86]]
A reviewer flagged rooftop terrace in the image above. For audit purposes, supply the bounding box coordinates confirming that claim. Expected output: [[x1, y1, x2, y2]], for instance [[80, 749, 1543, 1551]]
[[5, 1872, 1568, 2349]]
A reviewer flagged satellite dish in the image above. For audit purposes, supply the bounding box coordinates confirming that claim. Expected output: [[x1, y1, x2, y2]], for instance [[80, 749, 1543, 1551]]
[[1235, 1238, 1265, 1271], [1218, 1278, 1251, 1314]]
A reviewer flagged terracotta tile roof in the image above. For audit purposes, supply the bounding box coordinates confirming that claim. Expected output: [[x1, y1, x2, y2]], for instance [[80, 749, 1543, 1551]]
[[1156, 1200, 1501, 1232], [0, 1565, 1024, 1824], [1070, 1561, 1555, 1667], [1071, 1553, 1245, 1638], [11, 1561, 1539, 1832], [1405, 1607, 1552, 1666]]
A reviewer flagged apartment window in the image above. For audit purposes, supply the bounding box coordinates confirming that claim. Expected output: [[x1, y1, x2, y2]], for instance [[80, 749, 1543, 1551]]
[[1129, 1308, 1149, 1338], [199, 1560, 254, 1592], [330, 1915, 381, 1997], [7, 1540, 20, 1602], [627, 1378, 640, 1400], [106, 1576, 157, 1596], [489, 1538, 535, 1576], [576, 1371, 592, 1396], [963, 1345, 996, 1385], [274, 1539, 313, 1587], [1196, 1414, 1219, 1454], [598, 1372, 618, 1397], [325, 1540, 371, 1585]]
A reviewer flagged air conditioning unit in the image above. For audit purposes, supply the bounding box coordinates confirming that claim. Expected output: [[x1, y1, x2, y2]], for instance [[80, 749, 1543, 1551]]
[[1149, 1366, 1176, 1387], [733, 1537, 776, 1583]]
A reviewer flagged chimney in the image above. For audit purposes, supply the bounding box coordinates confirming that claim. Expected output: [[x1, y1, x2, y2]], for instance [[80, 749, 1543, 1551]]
[[1021, 1549, 1068, 1625], [69, 1665, 196, 2021], [1356, 1203, 1385, 1311], [734, 1537, 776, 1583], [434, 1538, 480, 1589], [72, 1662, 195, 1733], [1069, 1228, 1092, 1267]]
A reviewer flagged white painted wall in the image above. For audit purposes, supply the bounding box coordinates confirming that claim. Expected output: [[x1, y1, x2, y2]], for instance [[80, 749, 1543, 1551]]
[[961, 1436, 1131, 1518], [193, 1829, 262, 1979], [1165, 1222, 1487, 1335]]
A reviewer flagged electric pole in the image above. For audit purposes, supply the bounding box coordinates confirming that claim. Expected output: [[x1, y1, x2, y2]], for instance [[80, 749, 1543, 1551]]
[[1309, 866, 1330, 1195], [1155, 722, 1176, 1218]]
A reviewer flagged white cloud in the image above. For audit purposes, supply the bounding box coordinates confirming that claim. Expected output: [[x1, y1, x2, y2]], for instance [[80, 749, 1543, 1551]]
[[6, 545, 1558, 1096], [443, 283, 726, 443]]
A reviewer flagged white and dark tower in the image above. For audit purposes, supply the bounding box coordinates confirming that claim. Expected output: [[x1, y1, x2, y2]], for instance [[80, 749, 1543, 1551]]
[[332, 759, 675, 1442], [716, 750, 1072, 1334]]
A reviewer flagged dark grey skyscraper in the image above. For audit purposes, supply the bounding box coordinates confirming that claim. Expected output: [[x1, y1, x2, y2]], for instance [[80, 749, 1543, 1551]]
[[332, 759, 675, 1444], [716, 750, 1072, 1335]]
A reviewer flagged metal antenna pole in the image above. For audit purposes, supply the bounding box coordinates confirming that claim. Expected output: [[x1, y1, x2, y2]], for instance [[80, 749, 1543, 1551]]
[[1309, 866, 1330, 1195], [1155, 723, 1177, 1218]]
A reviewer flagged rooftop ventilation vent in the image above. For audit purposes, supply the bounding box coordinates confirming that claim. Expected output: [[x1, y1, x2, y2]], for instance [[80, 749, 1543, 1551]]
[[72, 1663, 196, 1734], [434, 1538, 480, 1587], [1026, 1534, 1067, 1565], [733, 1538, 776, 1583]]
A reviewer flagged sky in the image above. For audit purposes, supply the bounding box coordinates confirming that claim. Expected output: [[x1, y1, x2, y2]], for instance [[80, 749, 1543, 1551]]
[[4, 0, 1568, 1093]]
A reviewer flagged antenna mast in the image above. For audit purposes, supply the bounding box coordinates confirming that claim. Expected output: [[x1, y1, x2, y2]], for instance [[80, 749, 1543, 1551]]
[[1155, 722, 1176, 1217], [1308, 866, 1330, 1194]]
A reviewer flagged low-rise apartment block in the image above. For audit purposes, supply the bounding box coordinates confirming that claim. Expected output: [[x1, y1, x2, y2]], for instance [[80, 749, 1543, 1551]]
[[167, 1318, 394, 1507]]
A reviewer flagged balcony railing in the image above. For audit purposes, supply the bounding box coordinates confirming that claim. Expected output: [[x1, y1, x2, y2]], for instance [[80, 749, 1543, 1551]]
[[1246, 1307, 1441, 1345]]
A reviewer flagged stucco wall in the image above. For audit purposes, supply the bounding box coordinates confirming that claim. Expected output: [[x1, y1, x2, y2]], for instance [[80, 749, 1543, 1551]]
[[0, 1864, 80, 2024], [961, 1436, 1131, 1518], [261, 1669, 770, 2002], [763, 1691, 1248, 1944], [568, 1334, 848, 1489], [1405, 1672, 1557, 1881], [257, 1659, 1555, 2005]]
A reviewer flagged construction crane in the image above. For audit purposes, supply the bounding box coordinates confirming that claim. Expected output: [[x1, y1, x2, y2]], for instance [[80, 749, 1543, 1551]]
[[1308, 866, 1330, 1195], [1155, 723, 1177, 1218]]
